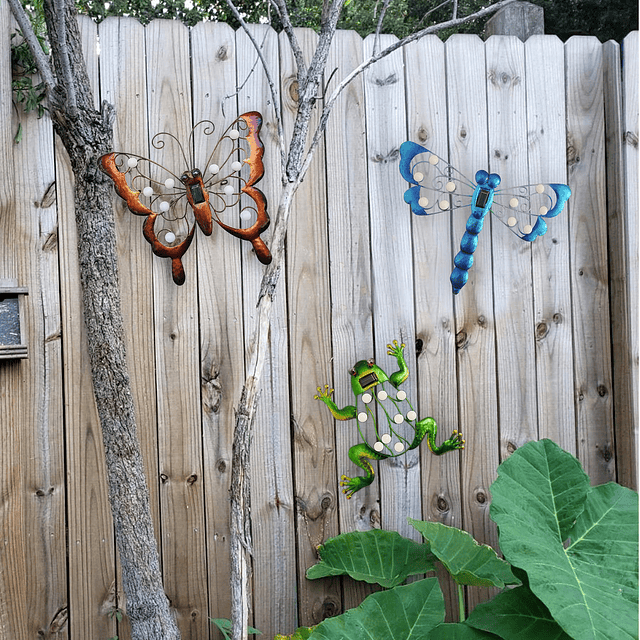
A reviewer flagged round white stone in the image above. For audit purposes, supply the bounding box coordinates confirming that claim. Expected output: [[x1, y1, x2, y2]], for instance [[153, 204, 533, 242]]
[[381, 433, 392, 444], [413, 171, 424, 182], [159, 201, 170, 212], [429, 154, 438, 165], [143, 186, 153, 197], [377, 390, 388, 401], [164, 178, 175, 189], [240, 210, 252, 221], [439, 200, 450, 210], [446, 181, 456, 192], [229, 129, 240, 139], [231, 161, 242, 172], [224, 184, 234, 196], [536, 183, 545, 194], [407, 410, 417, 421], [394, 414, 404, 424], [209, 164, 220, 175], [357, 412, 368, 423], [127, 157, 138, 168], [362, 393, 372, 404], [523, 224, 533, 234], [539, 206, 549, 215], [374, 441, 384, 452], [510, 197, 519, 208], [418, 197, 429, 208], [507, 216, 517, 227], [164, 231, 176, 243], [396, 390, 407, 401], [394, 442, 405, 453]]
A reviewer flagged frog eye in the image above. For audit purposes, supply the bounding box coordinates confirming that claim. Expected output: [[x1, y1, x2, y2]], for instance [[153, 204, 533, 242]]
[[192, 169, 201, 178], [349, 368, 357, 377], [367, 359, 375, 367]]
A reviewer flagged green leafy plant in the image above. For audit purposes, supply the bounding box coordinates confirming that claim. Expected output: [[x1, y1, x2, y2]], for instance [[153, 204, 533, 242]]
[[284, 439, 637, 640], [211, 617, 261, 639]]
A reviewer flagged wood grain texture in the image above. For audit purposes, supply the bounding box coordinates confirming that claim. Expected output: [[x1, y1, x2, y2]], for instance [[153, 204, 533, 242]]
[[486, 36, 538, 457], [565, 37, 615, 484], [404, 33, 462, 620], [524, 35, 576, 453], [60, 16, 117, 639], [98, 19, 159, 639], [236, 24, 297, 639], [445, 34, 500, 611], [363, 33, 421, 542], [145, 19, 209, 638], [324, 28, 379, 612], [281, 27, 341, 628]]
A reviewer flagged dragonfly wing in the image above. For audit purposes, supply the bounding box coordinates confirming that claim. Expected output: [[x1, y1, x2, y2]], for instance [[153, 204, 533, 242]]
[[491, 182, 571, 241], [399, 141, 476, 216]]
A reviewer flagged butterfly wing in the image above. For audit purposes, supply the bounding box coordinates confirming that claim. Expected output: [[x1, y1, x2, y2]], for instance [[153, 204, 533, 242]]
[[200, 112, 271, 264], [399, 141, 477, 215], [491, 183, 571, 241]]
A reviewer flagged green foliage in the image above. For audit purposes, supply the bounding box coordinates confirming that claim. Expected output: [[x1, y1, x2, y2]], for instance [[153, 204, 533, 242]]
[[210, 617, 261, 638], [306, 528, 436, 587], [292, 439, 638, 640]]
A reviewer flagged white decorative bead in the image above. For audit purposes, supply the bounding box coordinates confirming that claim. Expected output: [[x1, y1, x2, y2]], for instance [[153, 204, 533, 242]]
[[536, 183, 545, 193], [407, 410, 417, 421], [378, 390, 388, 401], [507, 216, 517, 227], [231, 161, 242, 172], [229, 129, 240, 139], [418, 197, 429, 208], [127, 157, 138, 168], [510, 197, 519, 208], [164, 231, 176, 243], [413, 171, 424, 182], [439, 200, 450, 210], [209, 164, 220, 175], [240, 210, 252, 221], [394, 414, 404, 424], [159, 201, 170, 212], [446, 181, 456, 192], [539, 206, 548, 215], [394, 442, 405, 453], [362, 393, 372, 404], [429, 154, 438, 165], [396, 390, 407, 401], [224, 185, 234, 196], [523, 224, 533, 234], [164, 178, 175, 189], [381, 434, 392, 444], [357, 412, 368, 423], [143, 186, 153, 197], [374, 441, 384, 452]]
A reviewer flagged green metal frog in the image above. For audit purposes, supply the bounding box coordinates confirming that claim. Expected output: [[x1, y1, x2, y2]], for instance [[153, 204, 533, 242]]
[[315, 340, 464, 498]]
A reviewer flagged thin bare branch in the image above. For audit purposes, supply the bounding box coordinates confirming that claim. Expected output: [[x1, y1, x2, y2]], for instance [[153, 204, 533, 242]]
[[452, 0, 459, 20], [270, 0, 307, 81], [225, 0, 287, 176], [54, 0, 77, 116], [372, 0, 393, 57], [299, 0, 517, 183], [6, 0, 56, 91], [418, 0, 453, 28]]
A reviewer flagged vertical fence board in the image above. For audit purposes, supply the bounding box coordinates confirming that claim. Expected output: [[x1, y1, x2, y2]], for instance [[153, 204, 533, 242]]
[[445, 34, 500, 611], [235, 24, 297, 638], [325, 28, 379, 612], [98, 18, 159, 639], [280, 28, 340, 627], [524, 35, 576, 453], [565, 37, 615, 484], [145, 19, 209, 638], [191, 22, 245, 628], [59, 17, 117, 640], [486, 36, 539, 459], [363, 33, 421, 541]]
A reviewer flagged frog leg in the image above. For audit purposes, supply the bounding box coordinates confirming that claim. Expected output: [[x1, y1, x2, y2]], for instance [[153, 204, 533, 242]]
[[414, 416, 465, 455], [340, 443, 388, 499], [387, 340, 409, 388], [314, 385, 357, 420]]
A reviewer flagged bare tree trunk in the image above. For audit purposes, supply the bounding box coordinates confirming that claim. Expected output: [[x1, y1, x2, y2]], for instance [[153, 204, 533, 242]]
[[8, 0, 180, 637]]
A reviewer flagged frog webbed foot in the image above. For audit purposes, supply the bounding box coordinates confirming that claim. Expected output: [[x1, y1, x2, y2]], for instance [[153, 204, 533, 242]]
[[386, 339, 405, 360], [438, 429, 465, 454], [340, 474, 374, 499], [314, 384, 334, 401]]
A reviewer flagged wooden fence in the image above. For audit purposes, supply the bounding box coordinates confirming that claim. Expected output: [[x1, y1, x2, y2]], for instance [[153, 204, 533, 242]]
[[0, 7, 637, 639]]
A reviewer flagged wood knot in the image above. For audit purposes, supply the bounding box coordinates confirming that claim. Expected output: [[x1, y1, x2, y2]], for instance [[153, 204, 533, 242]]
[[475, 490, 487, 504], [217, 459, 227, 473], [186, 474, 198, 485], [536, 321, 549, 339], [417, 126, 429, 143], [456, 329, 468, 350], [602, 444, 613, 462], [552, 313, 563, 324], [436, 495, 449, 512], [320, 597, 340, 619], [288, 79, 299, 102], [369, 509, 381, 527], [506, 441, 517, 454], [623, 131, 638, 148], [477, 315, 486, 327], [459, 127, 467, 139], [373, 73, 398, 86], [597, 384, 608, 397], [216, 45, 228, 60], [415, 337, 424, 357], [160, 473, 169, 483]]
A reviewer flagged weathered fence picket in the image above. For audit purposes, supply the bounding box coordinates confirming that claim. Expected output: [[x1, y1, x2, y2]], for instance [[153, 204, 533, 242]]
[[0, 8, 637, 638]]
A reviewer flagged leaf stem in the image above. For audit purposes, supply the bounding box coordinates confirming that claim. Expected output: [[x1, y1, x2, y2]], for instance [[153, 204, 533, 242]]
[[458, 583, 466, 622]]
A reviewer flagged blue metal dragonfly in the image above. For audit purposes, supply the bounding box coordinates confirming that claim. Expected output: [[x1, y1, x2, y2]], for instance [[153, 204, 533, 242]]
[[399, 141, 571, 294]]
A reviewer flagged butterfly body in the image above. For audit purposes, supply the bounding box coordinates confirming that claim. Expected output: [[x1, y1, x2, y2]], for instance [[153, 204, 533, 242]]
[[99, 111, 271, 285], [399, 141, 571, 294]]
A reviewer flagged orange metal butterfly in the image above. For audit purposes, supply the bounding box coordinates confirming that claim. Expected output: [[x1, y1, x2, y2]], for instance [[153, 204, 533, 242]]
[[99, 111, 271, 285]]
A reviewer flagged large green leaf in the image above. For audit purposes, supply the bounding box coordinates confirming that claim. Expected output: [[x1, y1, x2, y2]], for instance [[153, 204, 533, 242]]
[[429, 624, 500, 639], [409, 520, 519, 588], [465, 585, 572, 639], [306, 529, 435, 588], [491, 439, 639, 640], [308, 577, 444, 639]]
